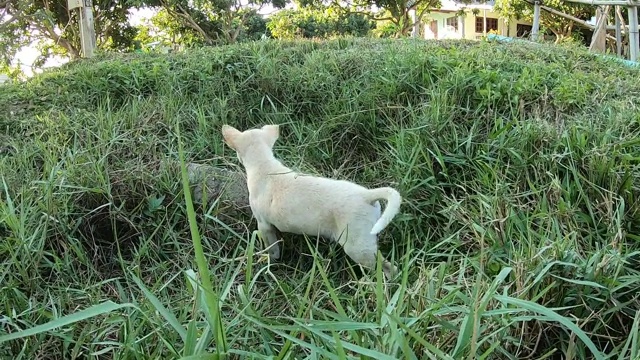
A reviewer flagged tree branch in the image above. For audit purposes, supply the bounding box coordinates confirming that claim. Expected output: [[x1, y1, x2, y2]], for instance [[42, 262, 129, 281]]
[[32, 22, 80, 58], [160, 0, 217, 44], [410, 3, 434, 29], [341, 9, 395, 22], [0, 12, 18, 30], [3, 0, 80, 58], [230, 11, 249, 42]]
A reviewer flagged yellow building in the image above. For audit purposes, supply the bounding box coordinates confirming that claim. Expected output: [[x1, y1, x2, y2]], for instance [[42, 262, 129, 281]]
[[423, 0, 533, 40]]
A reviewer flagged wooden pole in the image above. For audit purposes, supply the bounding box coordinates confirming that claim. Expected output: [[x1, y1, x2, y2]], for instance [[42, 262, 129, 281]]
[[616, 6, 628, 57], [630, 6, 639, 61], [533, 1, 619, 31], [79, 0, 96, 57], [526, 1, 618, 42], [532, 0, 541, 41], [616, 6, 627, 30], [68, 0, 96, 58], [482, 9, 486, 35], [615, 6, 623, 56], [589, 6, 609, 53], [410, 8, 418, 37]]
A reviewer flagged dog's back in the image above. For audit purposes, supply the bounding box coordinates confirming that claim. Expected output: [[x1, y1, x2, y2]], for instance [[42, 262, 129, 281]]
[[255, 171, 377, 238]]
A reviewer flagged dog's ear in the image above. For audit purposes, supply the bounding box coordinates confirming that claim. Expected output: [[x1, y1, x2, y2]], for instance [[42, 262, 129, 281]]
[[222, 125, 241, 149], [262, 124, 279, 147]]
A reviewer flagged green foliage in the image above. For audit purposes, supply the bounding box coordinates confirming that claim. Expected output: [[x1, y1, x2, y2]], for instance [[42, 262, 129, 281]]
[[131, 7, 269, 51], [1, 38, 640, 358], [134, 8, 210, 51], [267, 6, 374, 39], [0, 0, 139, 72], [297, 0, 443, 37], [354, 0, 442, 37], [132, 0, 284, 45], [494, 0, 594, 42], [241, 9, 272, 40], [372, 20, 400, 38]]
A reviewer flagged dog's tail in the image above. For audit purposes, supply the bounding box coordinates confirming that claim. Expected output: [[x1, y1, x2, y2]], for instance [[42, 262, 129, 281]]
[[366, 187, 402, 235]]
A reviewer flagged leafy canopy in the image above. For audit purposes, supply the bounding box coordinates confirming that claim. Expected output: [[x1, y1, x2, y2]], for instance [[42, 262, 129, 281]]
[[0, 0, 138, 73]]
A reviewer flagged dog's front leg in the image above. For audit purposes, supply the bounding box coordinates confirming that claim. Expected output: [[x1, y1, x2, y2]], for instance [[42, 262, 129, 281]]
[[258, 221, 280, 259]]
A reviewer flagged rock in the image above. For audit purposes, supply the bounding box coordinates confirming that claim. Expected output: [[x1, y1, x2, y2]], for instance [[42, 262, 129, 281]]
[[186, 163, 250, 212]]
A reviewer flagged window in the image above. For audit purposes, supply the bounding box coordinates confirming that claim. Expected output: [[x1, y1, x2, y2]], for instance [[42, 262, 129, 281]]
[[446, 16, 458, 31], [475, 16, 498, 33], [516, 24, 533, 38]]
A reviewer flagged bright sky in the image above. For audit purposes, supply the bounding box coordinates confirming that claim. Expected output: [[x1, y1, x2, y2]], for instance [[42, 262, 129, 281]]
[[14, 45, 64, 77]]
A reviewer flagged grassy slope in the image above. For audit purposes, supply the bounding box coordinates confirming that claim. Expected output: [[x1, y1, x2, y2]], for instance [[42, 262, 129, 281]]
[[1, 37, 640, 359]]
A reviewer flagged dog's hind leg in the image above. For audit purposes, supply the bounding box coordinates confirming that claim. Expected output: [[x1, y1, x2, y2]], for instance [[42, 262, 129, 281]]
[[258, 221, 280, 259], [341, 233, 396, 280]]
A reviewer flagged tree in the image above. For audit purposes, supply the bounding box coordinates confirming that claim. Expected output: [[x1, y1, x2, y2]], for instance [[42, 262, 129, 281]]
[[134, 0, 286, 45], [493, 0, 595, 43], [0, 0, 139, 74], [294, 0, 442, 37], [368, 0, 440, 36], [134, 5, 270, 50], [266, 5, 374, 39], [133, 7, 214, 51]]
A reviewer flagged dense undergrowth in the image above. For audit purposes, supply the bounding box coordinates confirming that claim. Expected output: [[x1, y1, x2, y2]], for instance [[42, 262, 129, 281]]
[[1, 37, 640, 359]]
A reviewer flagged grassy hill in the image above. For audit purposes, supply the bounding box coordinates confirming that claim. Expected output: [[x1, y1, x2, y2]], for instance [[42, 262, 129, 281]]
[[1, 37, 640, 359]]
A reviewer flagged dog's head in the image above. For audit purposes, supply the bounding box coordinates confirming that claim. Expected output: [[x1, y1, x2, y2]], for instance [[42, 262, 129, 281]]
[[221, 124, 280, 164]]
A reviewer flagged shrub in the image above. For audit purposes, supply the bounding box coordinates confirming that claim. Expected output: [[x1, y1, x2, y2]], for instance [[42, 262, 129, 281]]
[[267, 7, 374, 39]]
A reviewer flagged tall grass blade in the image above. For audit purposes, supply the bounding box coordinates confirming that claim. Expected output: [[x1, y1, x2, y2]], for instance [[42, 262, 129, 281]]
[[494, 295, 605, 360], [176, 120, 227, 355], [130, 273, 188, 342], [0, 301, 137, 343]]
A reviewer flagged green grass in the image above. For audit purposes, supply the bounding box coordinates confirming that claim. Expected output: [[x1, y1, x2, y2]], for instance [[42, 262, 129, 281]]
[[1, 37, 640, 359]]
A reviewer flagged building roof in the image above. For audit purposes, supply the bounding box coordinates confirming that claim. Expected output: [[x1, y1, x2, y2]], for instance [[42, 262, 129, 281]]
[[438, 0, 495, 11]]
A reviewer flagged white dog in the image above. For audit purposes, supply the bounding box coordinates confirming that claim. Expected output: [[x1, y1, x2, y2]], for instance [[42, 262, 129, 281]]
[[221, 124, 402, 279]]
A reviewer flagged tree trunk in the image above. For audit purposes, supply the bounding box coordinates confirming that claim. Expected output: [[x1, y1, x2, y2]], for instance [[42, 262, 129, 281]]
[[399, 12, 412, 36], [566, 22, 574, 39]]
